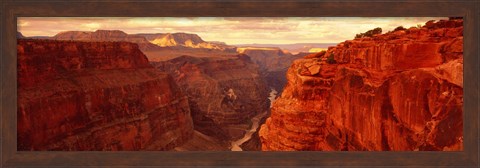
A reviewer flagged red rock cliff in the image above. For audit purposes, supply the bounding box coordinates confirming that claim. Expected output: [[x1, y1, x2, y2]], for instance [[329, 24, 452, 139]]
[[153, 55, 269, 141], [17, 39, 194, 150], [259, 19, 463, 151]]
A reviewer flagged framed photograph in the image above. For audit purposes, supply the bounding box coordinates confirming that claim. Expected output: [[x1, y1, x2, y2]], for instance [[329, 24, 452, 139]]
[[1, 0, 479, 167]]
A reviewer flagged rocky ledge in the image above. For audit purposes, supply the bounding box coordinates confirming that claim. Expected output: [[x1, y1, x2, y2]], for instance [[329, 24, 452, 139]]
[[259, 19, 463, 151], [17, 39, 194, 150]]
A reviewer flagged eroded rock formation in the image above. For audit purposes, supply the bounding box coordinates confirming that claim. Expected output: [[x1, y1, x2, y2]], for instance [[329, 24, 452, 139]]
[[17, 39, 193, 151], [137, 33, 236, 51], [51, 30, 160, 51], [153, 54, 269, 141], [260, 19, 463, 151], [237, 47, 308, 93]]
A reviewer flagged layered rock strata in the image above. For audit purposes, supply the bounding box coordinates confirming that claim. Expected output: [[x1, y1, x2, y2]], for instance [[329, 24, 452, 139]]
[[137, 33, 236, 51], [153, 55, 269, 140], [17, 39, 193, 151], [260, 19, 463, 151], [51, 30, 160, 51], [237, 47, 307, 93]]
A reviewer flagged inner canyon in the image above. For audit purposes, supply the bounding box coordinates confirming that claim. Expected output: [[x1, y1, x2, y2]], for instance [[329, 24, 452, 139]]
[[16, 17, 463, 151]]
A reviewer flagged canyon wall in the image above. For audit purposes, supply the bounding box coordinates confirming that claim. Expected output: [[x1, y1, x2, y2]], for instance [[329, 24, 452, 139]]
[[51, 30, 160, 51], [238, 47, 293, 71], [136, 33, 236, 52], [237, 47, 307, 93], [17, 39, 193, 150], [153, 54, 269, 141], [259, 19, 463, 151]]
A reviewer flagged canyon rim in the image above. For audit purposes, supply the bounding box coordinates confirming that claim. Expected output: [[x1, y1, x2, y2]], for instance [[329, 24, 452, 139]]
[[17, 17, 462, 151]]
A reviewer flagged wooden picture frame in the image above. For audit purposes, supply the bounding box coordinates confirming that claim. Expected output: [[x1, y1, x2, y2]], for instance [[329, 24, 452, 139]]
[[1, 0, 478, 167]]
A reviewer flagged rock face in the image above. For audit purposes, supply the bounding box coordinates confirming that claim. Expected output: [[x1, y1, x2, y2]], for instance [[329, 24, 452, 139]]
[[136, 33, 238, 62], [153, 54, 269, 140], [51, 30, 160, 51], [237, 47, 308, 93], [259, 19, 463, 151], [17, 39, 194, 151], [137, 33, 236, 51], [237, 47, 291, 71]]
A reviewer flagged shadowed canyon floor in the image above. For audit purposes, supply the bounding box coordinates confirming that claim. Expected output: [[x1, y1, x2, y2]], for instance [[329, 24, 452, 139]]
[[230, 89, 277, 151]]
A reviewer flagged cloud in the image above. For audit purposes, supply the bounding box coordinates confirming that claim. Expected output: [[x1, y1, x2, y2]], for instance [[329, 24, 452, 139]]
[[17, 17, 447, 44], [17, 20, 29, 27], [82, 23, 101, 30]]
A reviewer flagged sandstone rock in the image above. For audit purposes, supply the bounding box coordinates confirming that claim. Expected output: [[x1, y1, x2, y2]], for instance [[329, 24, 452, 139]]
[[237, 47, 308, 93], [137, 32, 236, 51], [52, 30, 160, 51], [17, 39, 194, 151], [307, 64, 321, 75], [304, 50, 326, 59], [259, 19, 463, 151], [153, 55, 269, 141]]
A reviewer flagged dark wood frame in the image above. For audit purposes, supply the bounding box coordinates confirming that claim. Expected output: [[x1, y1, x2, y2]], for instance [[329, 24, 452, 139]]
[[1, 0, 478, 167]]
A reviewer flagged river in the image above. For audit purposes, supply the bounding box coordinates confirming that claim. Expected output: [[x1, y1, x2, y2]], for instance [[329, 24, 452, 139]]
[[230, 88, 278, 151]]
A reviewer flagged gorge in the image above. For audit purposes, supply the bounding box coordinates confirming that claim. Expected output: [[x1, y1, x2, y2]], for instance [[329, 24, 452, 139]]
[[152, 54, 269, 150], [16, 17, 463, 151], [231, 89, 277, 151]]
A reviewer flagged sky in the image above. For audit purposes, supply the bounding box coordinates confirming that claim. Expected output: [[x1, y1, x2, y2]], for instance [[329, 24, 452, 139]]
[[17, 17, 446, 44]]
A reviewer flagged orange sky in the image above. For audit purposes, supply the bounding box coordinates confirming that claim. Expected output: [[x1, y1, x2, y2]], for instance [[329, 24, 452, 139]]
[[18, 17, 446, 44]]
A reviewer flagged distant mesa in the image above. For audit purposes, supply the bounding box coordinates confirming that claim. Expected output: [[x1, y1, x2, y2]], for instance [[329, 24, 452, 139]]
[[234, 43, 337, 54], [27, 30, 239, 62], [137, 32, 235, 51], [53, 30, 127, 40], [308, 48, 328, 53], [150, 33, 204, 47], [208, 41, 228, 45], [135, 32, 238, 61], [236, 47, 289, 55], [50, 30, 159, 51]]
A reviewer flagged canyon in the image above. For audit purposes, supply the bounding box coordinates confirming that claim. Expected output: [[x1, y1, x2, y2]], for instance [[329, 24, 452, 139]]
[[237, 47, 309, 93], [43, 30, 239, 62], [17, 30, 295, 151], [152, 54, 270, 149], [135, 33, 238, 62], [259, 19, 464, 151], [17, 39, 194, 150], [16, 18, 463, 152], [21, 30, 312, 93]]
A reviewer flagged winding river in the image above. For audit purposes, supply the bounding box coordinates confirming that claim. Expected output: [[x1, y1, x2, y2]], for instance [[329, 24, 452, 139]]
[[230, 88, 278, 151]]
